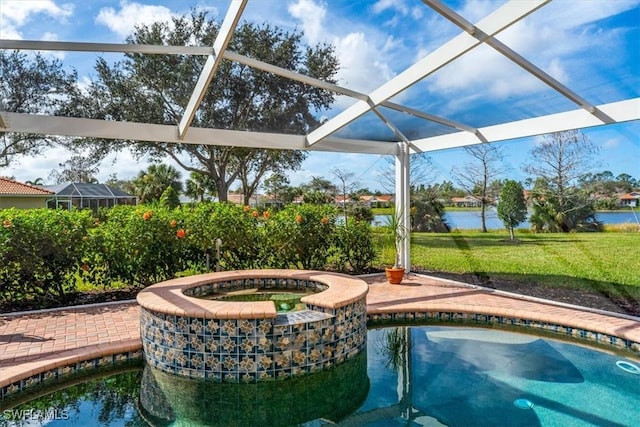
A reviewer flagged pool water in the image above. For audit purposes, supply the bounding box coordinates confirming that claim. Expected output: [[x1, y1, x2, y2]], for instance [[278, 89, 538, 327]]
[[198, 288, 311, 312], [1, 326, 638, 426]]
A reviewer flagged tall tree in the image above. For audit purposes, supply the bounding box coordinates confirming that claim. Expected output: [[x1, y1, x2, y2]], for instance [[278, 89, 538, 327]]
[[0, 51, 77, 170], [497, 180, 527, 240], [132, 164, 182, 204], [453, 144, 508, 232], [302, 176, 336, 204], [331, 167, 357, 220], [262, 172, 290, 205], [523, 130, 599, 232], [49, 155, 99, 184], [378, 153, 436, 194], [237, 148, 305, 205], [70, 12, 338, 202]]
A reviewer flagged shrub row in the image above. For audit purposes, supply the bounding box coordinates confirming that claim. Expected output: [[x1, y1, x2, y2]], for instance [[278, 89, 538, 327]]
[[0, 203, 376, 307]]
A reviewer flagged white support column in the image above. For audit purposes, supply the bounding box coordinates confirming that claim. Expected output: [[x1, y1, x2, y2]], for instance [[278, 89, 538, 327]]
[[395, 141, 411, 271]]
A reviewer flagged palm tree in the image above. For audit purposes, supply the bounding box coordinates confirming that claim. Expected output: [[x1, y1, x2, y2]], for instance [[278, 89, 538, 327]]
[[132, 164, 182, 204], [184, 171, 215, 202]]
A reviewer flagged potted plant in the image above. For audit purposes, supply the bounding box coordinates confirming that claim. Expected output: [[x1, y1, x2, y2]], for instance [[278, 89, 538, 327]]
[[384, 210, 407, 284]]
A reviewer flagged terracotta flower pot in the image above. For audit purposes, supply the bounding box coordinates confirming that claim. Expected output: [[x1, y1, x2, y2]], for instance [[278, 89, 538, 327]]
[[385, 267, 405, 284]]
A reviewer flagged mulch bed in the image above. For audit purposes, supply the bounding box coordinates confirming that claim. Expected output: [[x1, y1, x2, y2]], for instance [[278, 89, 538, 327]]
[[417, 270, 640, 317]]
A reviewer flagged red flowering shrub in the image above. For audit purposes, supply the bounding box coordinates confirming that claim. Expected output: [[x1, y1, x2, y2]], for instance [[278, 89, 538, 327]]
[[93, 205, 190, 286]]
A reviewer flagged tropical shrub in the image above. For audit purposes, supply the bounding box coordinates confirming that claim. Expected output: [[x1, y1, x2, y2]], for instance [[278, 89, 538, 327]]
[[1, 201, 377, 308], [348, 204, 373, 222], [91, 205, 190, 286], [261, 204, 337, 269], [0, 208, 93, 305], [332, 217, 376, 273], [411, 193, 449, 232], [185, 202, 261, 270]]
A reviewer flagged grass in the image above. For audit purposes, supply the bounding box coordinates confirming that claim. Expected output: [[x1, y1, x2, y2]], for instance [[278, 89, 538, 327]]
[[375, 229, 640, 302], [370, 207, 393, 215]]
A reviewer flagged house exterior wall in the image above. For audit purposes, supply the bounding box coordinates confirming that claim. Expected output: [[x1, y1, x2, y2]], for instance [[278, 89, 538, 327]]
[[0, 196, 49, 210]]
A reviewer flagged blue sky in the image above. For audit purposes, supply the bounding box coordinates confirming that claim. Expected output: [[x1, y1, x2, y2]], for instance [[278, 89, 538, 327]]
[[1, 0, 639, 192]]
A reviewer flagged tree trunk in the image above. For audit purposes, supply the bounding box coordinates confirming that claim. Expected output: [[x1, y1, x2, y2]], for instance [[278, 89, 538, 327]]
[[480, 200, 487, 233], [217, 180, 229, 202]]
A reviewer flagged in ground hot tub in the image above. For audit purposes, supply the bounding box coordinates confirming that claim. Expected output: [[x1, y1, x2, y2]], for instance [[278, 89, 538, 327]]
[[137, 269, 368, 382]]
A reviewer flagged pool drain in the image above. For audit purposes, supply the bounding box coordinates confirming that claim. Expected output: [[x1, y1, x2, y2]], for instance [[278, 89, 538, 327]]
[[616, 360, 640, 375], [513, 399, 535, 410]]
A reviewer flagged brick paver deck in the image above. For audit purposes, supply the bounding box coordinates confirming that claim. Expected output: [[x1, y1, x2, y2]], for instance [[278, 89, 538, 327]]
[[1, 273, 639, 392]]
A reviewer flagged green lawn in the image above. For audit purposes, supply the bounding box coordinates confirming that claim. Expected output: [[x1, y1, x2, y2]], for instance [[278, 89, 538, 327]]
[[376, 230, 640, 302]]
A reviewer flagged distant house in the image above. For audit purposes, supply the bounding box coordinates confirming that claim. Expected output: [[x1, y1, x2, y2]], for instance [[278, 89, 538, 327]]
[[618, 192, 640, 208], [334, 195, 351, 205], [374, 195, 393, 207], [357, 194, 393, 207], [0, 178, 54, 209], [43, 183, 136, 211], [450, 195, 481, 208], [358, 195, 374, 206]]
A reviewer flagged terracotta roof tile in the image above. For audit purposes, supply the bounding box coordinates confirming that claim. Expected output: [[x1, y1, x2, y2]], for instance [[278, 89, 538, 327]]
[[0, 178, 54, 195]]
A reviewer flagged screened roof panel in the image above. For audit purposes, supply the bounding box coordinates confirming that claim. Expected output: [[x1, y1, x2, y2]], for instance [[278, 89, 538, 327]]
[[0, 0, 638, 154], [44, 183, 135, 198], [332, 110, 399, 142]]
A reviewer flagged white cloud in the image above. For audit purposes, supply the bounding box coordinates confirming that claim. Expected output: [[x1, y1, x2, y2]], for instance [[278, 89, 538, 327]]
[[0, 0, 72, 39], [287, 0, 327, 44], [372, 0, 411, 18], [95, 0, 175, 39], [287, 0, 396, 103], [4, 146, 70, 183], [334, 32, 395, 95], [422, 0, 639, 102]]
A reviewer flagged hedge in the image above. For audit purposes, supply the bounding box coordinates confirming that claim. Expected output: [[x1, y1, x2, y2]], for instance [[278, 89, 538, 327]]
[[0, 203, 375, 307]]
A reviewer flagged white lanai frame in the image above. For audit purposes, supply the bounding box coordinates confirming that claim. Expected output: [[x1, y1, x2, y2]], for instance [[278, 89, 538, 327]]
[[1, 0, 639, 271]]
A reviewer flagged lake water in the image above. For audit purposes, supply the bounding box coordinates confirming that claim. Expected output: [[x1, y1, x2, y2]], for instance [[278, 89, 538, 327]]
[[372, 210, 639, 230]]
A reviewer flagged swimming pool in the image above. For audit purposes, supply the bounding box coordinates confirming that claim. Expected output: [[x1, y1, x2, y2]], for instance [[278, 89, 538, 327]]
[[1, 326, 638, 426]]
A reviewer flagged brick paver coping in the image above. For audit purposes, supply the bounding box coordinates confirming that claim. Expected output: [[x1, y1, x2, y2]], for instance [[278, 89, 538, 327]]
[[1, 273, 639, 394], [136, 269, 369, 319]]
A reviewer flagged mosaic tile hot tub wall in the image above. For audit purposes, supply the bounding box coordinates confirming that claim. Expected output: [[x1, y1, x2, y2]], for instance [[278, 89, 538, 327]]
[[139, 277, 368, 382]]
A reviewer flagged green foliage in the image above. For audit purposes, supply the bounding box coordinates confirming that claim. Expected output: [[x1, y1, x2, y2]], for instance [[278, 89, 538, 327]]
[[262, 205, 336, 269], [90, 205, 190, 287], [131, 164, 182, 204], [1, 202, 377, 308], [0, 50, 77, 168], [382, 210, 408, 268], [497, 180, 527, 239], [186, 202, 261, 270], [72, 12, 337, 202], [529, 188, 601, 232], [411, 192, 449, 232], [332, 218, 376, 273], [159, 185, 181, 209], [348, 204, 373, 222], [524, 130, 601, 232], [0, 208, 93, 305]]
